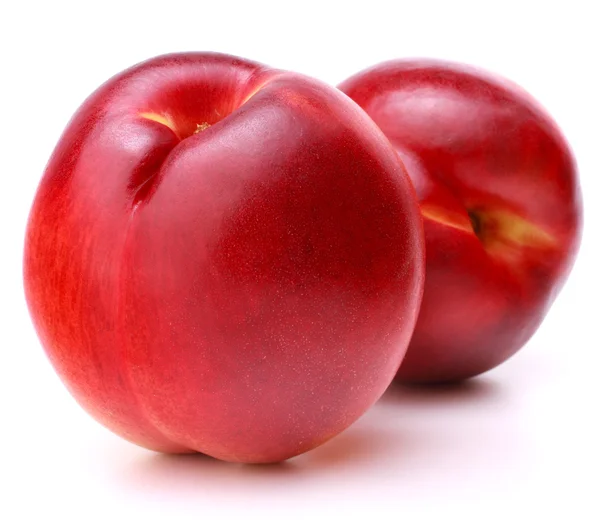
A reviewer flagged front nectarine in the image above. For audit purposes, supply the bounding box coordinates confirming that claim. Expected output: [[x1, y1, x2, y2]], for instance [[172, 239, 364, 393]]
[[24, 53, 425, 462]]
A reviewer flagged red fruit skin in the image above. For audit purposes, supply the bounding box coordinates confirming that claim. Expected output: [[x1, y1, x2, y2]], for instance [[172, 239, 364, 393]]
[[24, 53, 424, 462], [339, 60, 582, 383]]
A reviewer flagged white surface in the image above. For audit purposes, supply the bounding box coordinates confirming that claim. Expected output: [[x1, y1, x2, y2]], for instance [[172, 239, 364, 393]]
[[1, 1, 599, 527]]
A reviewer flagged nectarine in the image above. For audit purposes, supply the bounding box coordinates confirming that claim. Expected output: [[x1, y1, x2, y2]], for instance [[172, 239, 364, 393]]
[[340, 60, 582, 383], [24, 53, 425, 462]]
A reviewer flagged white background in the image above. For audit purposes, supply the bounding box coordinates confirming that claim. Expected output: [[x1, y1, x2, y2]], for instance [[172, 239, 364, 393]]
[[1, 1, 599, 527]]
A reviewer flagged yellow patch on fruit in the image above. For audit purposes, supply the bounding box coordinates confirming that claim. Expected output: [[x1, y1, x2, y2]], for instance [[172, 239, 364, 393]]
[[194, 122, 210, 133], [486, 210, 555, 247], [140, 112, 178, 135], [477, 209, 557, 262], [422, 202, 558, 264], [420, 204, 473, 233], [241, 85, 264, 106]]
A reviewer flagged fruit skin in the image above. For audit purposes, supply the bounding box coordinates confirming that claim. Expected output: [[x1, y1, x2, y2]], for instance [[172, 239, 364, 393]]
[[24, 53, 425, 463], [339, 60, 582, 383]]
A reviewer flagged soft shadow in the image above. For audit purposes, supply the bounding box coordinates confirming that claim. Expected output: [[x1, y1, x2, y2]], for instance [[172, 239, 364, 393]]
[[117, 411, 421, 499], [116, 376, 510, 497], [297, 423, 412, 470], [381, 376, 500, 407], [131, 449, 295, 485]]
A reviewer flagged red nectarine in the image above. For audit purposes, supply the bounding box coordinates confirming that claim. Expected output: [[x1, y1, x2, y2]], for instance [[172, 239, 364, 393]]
[[340, 60, 582, 383], [24, 53, 425, 462]]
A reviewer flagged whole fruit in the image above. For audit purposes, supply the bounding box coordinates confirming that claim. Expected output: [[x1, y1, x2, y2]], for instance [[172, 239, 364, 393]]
[[339, 60, 582, 383], [24, 53, 424, 462]]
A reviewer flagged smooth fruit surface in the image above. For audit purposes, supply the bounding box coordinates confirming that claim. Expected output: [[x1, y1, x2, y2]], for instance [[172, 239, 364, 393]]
[[340, 60, 582, 383], [24, 53, 425, 462]]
